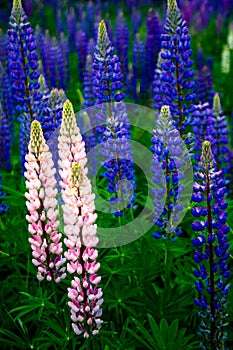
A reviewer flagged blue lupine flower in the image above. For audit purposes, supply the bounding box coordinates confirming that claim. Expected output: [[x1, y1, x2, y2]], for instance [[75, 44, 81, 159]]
[[83, 55, 94, 109], [0, 62, 14, 135], [132, 33, 146, 103], [154, 0, 196, 142], [196, 66, 214, 107], [191, 102, 215, 164], [0, 174, 8, 215], [0, 104, 11, 170], [145, 9, 161, 89], [7, 0, 43, 165], [59, 32, 70, 90], [151, 105, 185, 240], [93, 20, 135, 216], [76, 29, 88, 83], [66, 7, 77, 51], [192, 141, 230, 350], [115, 11, 129, 83]]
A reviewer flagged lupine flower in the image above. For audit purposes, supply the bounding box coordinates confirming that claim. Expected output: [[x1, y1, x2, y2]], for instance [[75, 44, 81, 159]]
[[192, 141, 230, 350], [221, 45, 230, 74], [115, 11, 129, 82], [131, 9, 142, 34], [24, 120, 66, 283], [192, 102, 214, 164], [154, 0, 196, 142], [58, 100, 103, 338], [8, 0, 43, 164], [151, 105, 184, 240], [83, 55, 95, 108], [145, 9, 161, 88], [0, 62, 14, 135], [132, 33, 146, 103], [66, 7, 77, 51], [87, 38, 96, 58], [0, 174, 8, 215], [211, 94, 230, 173], [196, 66, 214, 107], [76, 29, 88, 83], [93, 20, 125, 105], [0, 103, 11, 170], [59, 32, 70, 89], [93, 20, 136, 216]]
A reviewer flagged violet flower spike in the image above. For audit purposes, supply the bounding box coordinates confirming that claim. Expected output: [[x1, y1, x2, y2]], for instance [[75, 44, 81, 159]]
[[192, 141, 230, 350]]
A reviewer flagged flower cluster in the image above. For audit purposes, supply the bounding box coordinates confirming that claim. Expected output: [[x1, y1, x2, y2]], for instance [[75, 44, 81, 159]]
[[132, 33, 146, 102], [192, 141, 230, 350], [145, 9, 161, 87], [115, 11, 129, 82], [151, 105, 185, 240], [154, 0, 196, 141], [8, 0, 43, 164], [93, 21, 136, 216], [24, 120, 66, 282], [58, 100, 103, 338]]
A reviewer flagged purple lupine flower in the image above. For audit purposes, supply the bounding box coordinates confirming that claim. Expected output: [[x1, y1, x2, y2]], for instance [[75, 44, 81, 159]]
[[0, 174, 9, 214], [196, 66, 214, 107], [66, 8, 77, 51], [131, 9, 142, 34], [58, 101, 103, 337], [145, 9, 161, 88], [151, 105, 185, 240], [192, 141, 230, 349], [25, 120, 66, 283], [93, 20, 136, 216], [154, 0, 196, 143], [76, 29, 88, 83], [211, 94, 230, 173], [115, 11, 129, 83], [132, 33, 146, 103], [59, 32, 70, 90], [191, 102, 215, 165], [83, 55, 94, 109], [0, 103, 11, 170], [56, 9, 64, 35], [7, 0, 43, 165], [87, 38, 96, 58], [0, 62, 14, 132]]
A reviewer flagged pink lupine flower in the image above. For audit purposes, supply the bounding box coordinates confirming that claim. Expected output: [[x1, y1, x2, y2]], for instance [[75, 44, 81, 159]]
[[24, 120, 66, 283], [58, 100, 103, 337]]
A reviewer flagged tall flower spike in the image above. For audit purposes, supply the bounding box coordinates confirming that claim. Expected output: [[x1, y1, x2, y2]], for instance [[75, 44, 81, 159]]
[[93, 20, 136, 216], [24, 120, 66, 283], [192, 141, 230, 350], [211, 94, 230, 172], [8, 0, 43, 165], [154, 0, 196, 143], [58, 101, 103, 337], [151, 105, 185, 240]]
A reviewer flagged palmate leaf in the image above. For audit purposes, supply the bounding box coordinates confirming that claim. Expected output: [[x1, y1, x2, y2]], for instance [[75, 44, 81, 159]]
[[9, 291, 56, 321], [0, 328, 32, 349], [127, 314, 199, 350]]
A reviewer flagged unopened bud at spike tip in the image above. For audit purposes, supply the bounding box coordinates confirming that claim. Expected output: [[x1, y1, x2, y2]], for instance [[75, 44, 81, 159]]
[[12, 0, 23, 19], [200, 141, 215, 168], [167, 0, 178, 19], [29, 120, 45, 155], [97, 20, 109, 47], [213, 93, 221, 116]]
